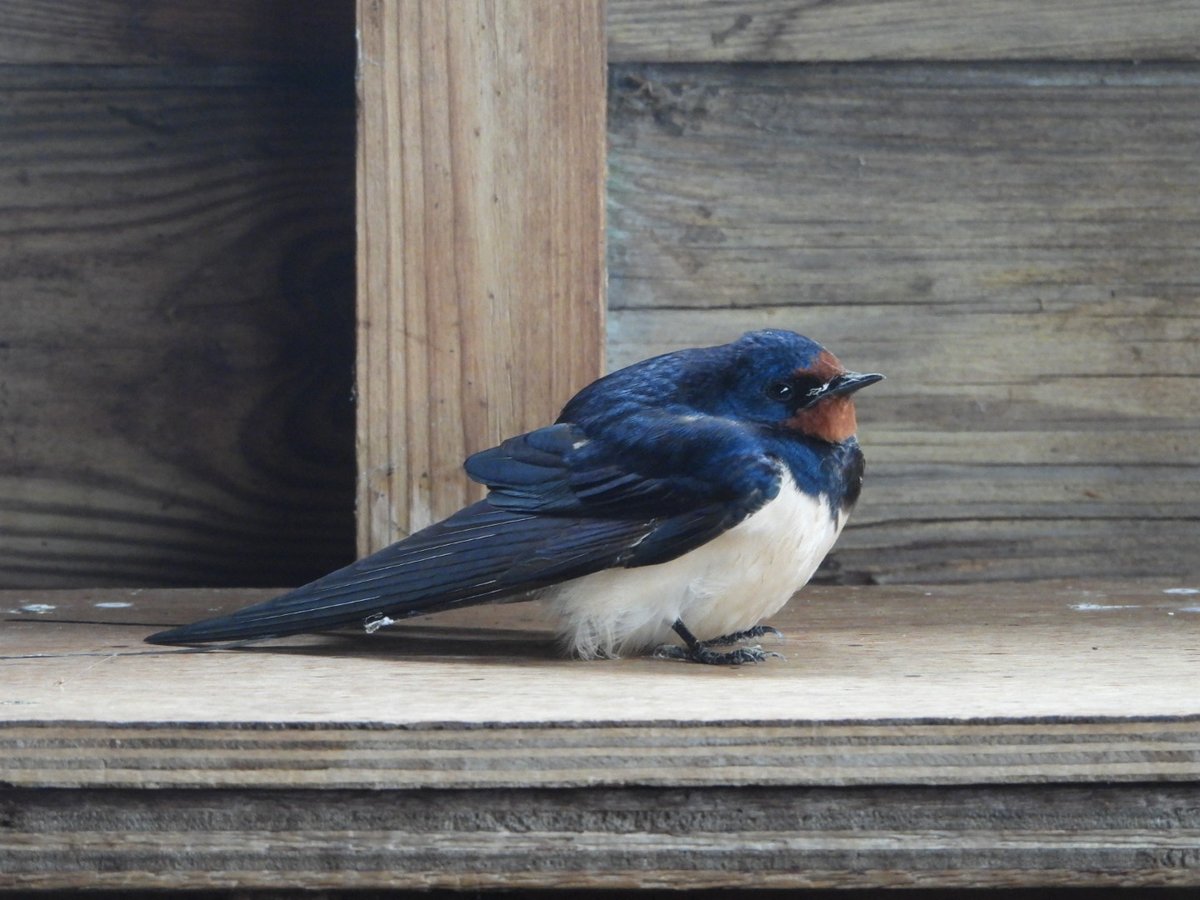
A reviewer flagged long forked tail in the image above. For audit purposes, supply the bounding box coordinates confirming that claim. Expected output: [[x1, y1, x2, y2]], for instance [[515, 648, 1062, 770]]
[[145, 501, 652, 645], [145, 503, 541, 644]]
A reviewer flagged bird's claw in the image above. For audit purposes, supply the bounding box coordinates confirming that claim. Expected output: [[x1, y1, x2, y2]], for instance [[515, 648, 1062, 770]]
[[653, 641, 783, 667], [703, 625, 785, 647], [656, 617, 786, 665]]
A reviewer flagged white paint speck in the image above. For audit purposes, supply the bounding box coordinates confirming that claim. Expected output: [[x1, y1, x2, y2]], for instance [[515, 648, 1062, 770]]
[[94, 601, 133, 609], [1070, 603, 1141, 611], [364, 615, 396, 634], [16, 603, 56, 614], [1164, 587, 1200, 595]]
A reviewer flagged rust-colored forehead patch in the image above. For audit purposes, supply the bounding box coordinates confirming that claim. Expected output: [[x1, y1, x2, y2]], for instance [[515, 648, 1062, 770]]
[[795, 348, 845, 383]]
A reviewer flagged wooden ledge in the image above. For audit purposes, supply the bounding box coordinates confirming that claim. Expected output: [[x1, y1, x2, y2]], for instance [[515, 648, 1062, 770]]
[[3, 580, 1199, 790], [4, 580, 1200, 890]]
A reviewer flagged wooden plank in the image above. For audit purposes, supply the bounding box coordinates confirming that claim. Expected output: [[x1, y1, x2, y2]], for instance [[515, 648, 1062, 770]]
[[607, 63, 1200, 584], [4, 1, 1196, 67], [0, 1, 353, 65], [356, 0, 606, 552], [3, 583, 1199, 789], [3, 784, 1199, 890], [608, 0, 1200, 62], [0, 71, 357, 588]]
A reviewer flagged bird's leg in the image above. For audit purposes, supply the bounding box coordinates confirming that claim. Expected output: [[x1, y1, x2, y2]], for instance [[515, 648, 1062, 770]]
[[653, 618, 782, 666]]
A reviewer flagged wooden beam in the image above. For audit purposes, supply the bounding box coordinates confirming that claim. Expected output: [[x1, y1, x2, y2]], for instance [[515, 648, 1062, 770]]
[[356, 0, 606, 553], [608, 0, 1200, 62]]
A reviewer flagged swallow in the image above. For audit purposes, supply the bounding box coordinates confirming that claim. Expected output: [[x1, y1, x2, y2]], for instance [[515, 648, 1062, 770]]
[[146, 330, 882, 665]]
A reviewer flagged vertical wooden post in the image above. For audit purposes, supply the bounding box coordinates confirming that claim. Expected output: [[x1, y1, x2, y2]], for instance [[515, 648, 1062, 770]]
[[356, 0, 606, 553]]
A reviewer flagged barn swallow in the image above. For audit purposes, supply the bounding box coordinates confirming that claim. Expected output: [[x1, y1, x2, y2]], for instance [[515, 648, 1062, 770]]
[[147, 330, 882, 665]]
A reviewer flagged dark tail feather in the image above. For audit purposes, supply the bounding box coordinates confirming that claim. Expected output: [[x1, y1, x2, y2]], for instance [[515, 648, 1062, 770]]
[[143, 578, 511, 645], [145, 503, 543, 645], [145, 501, 653, 646]]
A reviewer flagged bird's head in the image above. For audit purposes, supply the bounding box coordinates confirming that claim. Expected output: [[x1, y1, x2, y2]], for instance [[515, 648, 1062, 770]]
[[692, 330, 884, 444]]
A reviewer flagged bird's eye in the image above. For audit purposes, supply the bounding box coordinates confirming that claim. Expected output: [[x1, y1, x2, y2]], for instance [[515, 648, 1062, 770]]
[[765, 380, 794, 402]]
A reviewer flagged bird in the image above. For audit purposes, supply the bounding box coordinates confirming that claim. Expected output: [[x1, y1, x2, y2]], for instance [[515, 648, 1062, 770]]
[[146, 329, 882, 665]]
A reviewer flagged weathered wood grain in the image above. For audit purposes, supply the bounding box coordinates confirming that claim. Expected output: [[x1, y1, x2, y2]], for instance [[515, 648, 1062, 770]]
[[0, 1, 354, 65], [0, 70, 357, 588], [607, 64, 1200, 583], [5, 1, 1197, 68], [608, 0, 1200, 62], [356, 0, 606, 553], [4, 784, 1199, 890]]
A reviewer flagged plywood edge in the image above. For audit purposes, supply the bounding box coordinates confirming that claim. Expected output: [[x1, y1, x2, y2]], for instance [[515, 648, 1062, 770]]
[[4, 783, 1200, 890], [4, 716, 1199, 790]]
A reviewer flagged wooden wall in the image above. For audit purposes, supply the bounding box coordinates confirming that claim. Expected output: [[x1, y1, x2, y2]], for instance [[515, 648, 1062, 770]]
[[2, 2, 1197, 589], [607, 2, 1200, 584], [0, 3, 357, 587]]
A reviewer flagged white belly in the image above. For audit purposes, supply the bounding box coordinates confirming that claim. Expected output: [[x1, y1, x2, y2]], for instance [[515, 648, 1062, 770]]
[[542, 474, 846, 659]]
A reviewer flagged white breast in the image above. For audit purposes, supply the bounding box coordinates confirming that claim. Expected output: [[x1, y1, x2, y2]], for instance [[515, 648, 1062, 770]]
[[542, 473, 846, 659]]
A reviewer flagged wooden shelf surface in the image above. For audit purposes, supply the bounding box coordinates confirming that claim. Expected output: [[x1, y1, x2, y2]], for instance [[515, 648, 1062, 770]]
[[3, 580, 1198, 790], [4, 580, 1199, 890]]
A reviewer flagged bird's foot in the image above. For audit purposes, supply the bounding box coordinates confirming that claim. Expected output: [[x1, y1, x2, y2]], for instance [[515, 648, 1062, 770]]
[[653, 641, 780, 666], [703, 624, 784, 647], [652, 618, 784, 666]]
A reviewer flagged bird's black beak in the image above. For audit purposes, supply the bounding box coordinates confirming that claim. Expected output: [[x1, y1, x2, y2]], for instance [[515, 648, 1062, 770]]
[[803, 371, 885, 407], [830, 371, 885, 396]]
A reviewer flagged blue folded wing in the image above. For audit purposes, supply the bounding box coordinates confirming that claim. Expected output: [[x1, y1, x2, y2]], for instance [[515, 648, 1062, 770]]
[[146, 501, 657, 644], [464, 419, 782, 566], [147, 416, 782, 645], [465, 421, 779, 519]]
